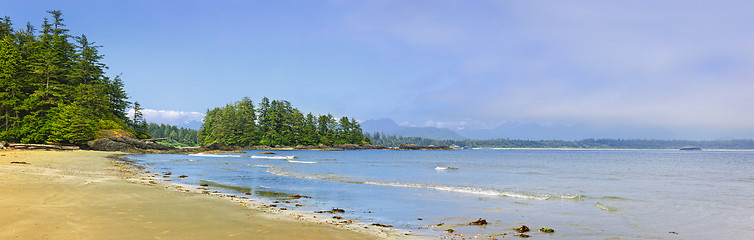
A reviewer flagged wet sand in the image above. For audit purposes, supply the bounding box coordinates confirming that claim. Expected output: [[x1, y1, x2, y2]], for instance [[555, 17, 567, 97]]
[[0, 150, 379, 240]]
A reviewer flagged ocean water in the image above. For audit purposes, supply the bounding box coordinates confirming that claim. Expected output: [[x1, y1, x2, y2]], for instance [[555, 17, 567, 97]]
[[125, 149, 754, 239]]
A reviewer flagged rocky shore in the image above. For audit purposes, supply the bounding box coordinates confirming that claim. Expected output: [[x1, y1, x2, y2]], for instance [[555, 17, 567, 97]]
[[0, 130, 453, 153]]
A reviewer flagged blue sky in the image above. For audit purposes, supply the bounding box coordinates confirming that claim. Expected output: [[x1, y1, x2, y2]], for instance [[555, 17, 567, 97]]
[[4, 1, 754, 138]]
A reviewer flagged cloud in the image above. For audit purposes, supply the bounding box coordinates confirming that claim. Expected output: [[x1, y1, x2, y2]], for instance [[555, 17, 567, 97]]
[[423, 120, 468, 130], [337, 1, 754, 133], [126, 109, 205, 125]]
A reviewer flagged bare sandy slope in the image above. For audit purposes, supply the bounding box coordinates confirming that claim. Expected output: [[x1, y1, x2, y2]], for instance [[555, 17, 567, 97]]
[[0, 150, 378, 240]]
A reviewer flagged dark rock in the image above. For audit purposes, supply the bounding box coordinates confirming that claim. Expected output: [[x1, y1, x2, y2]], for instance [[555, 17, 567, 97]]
[[318, 208, 346, 214], [289, 194, 312, 199], [371, 223, 393, 228], [470, 218, 488, 225], [515, 225, 530, 233], [518, 233, 530, 238], [259, 152, 276, 155], [88, 136, 174, 152], [202, 143, 232, 151], [10, 161, 29, 164], [539, 227, 555, 233]]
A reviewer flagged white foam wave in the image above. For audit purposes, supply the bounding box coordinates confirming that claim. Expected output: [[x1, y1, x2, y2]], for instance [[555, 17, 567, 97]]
[[264, 168, 583, 201], [189, 153, 243, 158], [435, 166, 459, 170], [287, 160, 318, 164], [250, 155, 296, 160], [363, 181, 583, 201]]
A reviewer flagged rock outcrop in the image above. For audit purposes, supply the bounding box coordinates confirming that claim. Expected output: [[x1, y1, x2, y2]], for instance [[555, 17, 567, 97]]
[[87, 130, 174, 152]]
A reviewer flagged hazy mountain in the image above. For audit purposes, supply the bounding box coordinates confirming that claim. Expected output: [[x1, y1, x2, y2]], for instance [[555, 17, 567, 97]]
[[361, 118, 467, 140], [458, 122, 677, 140], [362, 118, 750, 141]]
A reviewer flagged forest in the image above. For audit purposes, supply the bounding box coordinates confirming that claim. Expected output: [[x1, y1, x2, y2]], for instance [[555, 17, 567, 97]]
[[366, 132, 754, 149], [146, 123, 199, 147], [0, 11, 145, 145], [198, 97, 369, 147]]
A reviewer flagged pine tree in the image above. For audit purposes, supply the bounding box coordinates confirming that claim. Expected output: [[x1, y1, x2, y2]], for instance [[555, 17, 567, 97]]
[[0, 35, 24, 139], [45, 103, 95, 145]]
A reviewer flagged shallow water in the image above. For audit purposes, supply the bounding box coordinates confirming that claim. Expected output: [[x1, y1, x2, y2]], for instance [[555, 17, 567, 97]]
[[127, 149, 754, 239]]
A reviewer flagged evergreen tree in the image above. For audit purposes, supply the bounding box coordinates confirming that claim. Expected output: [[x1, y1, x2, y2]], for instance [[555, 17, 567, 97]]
[[196, 97, 367, 147], [0, 35, 24, 137], [0, 11, 135, 144], [45, 103, 95, 145]]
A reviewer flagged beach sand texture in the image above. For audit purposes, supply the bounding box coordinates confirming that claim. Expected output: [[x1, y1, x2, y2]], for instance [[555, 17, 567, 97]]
[[0, 150, 377, 240]]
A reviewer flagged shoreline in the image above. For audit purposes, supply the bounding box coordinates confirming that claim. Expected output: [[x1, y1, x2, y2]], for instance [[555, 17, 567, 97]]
[[115, 153, 421, 239], [0, 149, 395, 239]]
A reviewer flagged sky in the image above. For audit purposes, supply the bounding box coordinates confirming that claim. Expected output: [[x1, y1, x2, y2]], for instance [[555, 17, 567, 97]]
[[4, 1, 754, 139]]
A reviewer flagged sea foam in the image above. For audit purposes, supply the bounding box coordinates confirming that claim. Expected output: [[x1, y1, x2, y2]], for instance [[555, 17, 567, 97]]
[[250, 155, 296, 160]]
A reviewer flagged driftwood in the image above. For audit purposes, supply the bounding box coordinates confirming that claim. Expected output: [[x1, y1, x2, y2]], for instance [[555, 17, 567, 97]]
[[142, 138, 168, 143], [6, 143, 80, 150]]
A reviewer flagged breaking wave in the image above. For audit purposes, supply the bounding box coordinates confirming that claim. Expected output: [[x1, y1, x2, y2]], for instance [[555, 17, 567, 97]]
[[250, 155, 296, 160], [188, 153, 243, 158], [264, 168, 583, 201], [363, 181, 585, 201], [287, 160, 318, 164]]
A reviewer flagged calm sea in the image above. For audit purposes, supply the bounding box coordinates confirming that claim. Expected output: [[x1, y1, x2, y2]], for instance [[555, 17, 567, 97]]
[[125, 149, 754, 239]]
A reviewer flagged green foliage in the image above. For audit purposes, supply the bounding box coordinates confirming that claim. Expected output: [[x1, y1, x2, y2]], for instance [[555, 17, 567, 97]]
[[0, 11, 134, 145], [147, 123, 199, 147], [199, 97, 367, 147], [44, 103, 95, 145]]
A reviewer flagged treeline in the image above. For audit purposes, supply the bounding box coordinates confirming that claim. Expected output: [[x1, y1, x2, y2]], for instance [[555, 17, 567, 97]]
[[0, 11, 142, 145], [366, 132, 754, 149], [146, 123, 199, 147], [198, 97, 369, 146]]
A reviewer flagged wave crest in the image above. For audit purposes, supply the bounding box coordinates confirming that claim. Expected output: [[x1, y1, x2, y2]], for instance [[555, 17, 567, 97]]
[[250, 155, 296, 160]]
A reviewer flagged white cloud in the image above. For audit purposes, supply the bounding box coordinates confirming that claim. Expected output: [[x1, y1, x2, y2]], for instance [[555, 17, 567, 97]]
[[340, 1, 754, 134], [423, 120, 468, 130], [127, 109, 205, 125]]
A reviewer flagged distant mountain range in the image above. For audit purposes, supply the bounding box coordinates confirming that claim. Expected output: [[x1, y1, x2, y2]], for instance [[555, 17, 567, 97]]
[[360, 118, 467, 140], [361, 118, 682, 140], [457, 122, 677, 140]]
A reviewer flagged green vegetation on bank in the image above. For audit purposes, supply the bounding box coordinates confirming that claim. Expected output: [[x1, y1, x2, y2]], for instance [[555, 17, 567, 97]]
[[198, 97, 369, 147], [0, 11, 144, 145], [366, 132, 754, 149], [146, 123, 199, 147]]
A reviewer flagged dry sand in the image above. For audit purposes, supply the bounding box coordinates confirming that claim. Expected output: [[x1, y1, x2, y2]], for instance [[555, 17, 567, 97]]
[[0, 150, 379, 240]]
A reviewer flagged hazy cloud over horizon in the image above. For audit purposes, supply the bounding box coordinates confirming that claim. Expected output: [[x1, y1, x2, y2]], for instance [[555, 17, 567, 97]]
[[126, 109, 204, 127]]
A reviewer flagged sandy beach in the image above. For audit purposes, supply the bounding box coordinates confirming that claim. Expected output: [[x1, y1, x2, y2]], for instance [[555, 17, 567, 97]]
[[0, 150, 379, 240]]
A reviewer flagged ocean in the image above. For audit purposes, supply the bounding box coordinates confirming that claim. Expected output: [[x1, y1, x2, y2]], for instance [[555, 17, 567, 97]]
[[125, 149, 754, 239]]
